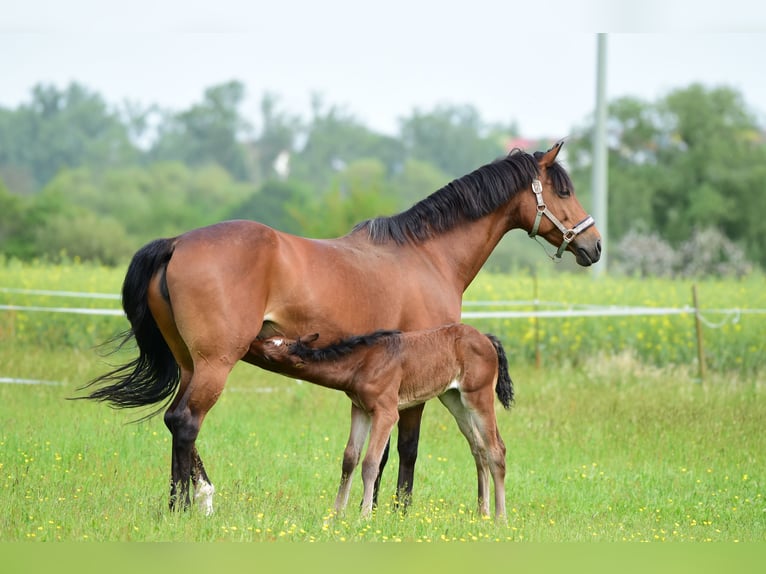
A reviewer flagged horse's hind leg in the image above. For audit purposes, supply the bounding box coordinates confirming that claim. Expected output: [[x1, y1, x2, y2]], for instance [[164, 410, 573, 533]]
[[393, 403, 425, 508], [191, 446, 215, 515], [164, 362, 230, 512]]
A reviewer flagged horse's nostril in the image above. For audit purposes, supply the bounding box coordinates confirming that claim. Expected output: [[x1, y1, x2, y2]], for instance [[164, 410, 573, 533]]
[[596, 239, 602, 255]]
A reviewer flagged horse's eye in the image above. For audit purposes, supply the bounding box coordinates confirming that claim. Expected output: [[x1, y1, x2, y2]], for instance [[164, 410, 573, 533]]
[[558, 189, 571, 198]]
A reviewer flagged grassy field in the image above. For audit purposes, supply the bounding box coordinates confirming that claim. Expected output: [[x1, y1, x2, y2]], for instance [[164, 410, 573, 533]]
[[1, 261, 765, 542], [0, 348, 763, 542]]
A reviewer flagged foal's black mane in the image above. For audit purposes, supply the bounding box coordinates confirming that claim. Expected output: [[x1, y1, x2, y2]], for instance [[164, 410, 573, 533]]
[[289, 330, 403, 362], [353, 148, 574, 245]]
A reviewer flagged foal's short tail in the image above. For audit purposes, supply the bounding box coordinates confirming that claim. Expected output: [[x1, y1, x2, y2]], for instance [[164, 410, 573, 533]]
[[76, 238, 181, 419], [485, 334, 514, 409]]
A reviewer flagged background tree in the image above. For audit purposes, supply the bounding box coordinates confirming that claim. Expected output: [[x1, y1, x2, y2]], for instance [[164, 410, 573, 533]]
[[289, 94, 405, 190], [150, 81, 253, 180], [249, 92, 302, 184], [288, 158, 397, 238], [1, 79, 764, 273], [398, 104, 512, 178], [569, 84, 766, 269], [0, 83, 137, 194]]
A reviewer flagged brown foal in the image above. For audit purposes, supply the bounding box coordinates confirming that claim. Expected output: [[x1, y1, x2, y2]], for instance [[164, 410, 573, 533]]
[[249, 323, 514, 519]]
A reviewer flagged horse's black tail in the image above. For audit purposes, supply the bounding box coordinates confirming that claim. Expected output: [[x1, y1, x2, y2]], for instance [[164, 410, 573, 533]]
[[76, 238, 180, 419], [485, 333, 514, 409]]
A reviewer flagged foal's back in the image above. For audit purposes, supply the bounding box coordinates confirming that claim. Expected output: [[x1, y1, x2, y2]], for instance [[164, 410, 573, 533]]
[[395, 323, 498, 408]]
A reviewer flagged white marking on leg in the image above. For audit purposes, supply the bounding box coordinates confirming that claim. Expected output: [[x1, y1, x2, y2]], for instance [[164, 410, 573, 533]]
[[194, 478, 216, 516]]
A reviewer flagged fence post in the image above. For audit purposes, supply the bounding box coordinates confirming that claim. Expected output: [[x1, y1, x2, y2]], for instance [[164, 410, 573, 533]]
[[692, 284, 706, 382]]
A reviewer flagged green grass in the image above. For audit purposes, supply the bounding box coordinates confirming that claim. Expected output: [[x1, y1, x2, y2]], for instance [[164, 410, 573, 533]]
[[2, 261, 765, 372], [0, 345, 763, 542], [1, 262, 765, 542]]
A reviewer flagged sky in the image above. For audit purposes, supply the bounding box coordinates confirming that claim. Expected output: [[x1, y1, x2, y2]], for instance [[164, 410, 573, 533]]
[[2, 1, 766, 140]]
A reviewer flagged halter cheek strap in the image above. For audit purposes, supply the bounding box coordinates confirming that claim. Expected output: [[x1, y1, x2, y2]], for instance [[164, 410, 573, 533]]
[[528, 179, 595, 258]]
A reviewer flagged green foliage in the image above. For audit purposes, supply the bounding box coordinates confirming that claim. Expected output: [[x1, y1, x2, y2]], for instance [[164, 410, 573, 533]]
[[390, 158, 450, 209], [615, 227, 752, 279], [2, 80, 766, 272], [32, 210, 133, 266], [569, 84, 766, 269], [399, 104, 511, 178], [288, 159, 398, 238], [0, 83, 136, 192], [289, 96, 405, 188], [150, 81, 253, 180], [226, 179, 309, 235]]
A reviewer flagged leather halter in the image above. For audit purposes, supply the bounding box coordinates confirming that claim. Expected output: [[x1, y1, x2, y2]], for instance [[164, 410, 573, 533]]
[[528, 179, 595, 258]]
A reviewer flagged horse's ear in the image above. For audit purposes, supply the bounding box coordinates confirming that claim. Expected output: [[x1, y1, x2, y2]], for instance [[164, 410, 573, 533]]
[[538, 140, 565, 168], [302, 333, 320, 344]]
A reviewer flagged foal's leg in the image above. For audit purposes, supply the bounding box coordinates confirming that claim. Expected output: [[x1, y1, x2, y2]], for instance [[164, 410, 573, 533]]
[[361, 407, 399, 518], [438, 391, 492, 517], [334, 404, 371, 515], [458, 392, 508, 520], [370, 438, 390, 508]]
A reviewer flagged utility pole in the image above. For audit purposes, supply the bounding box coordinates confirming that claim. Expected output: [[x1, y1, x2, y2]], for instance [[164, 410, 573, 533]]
[[592, 33, 608, 278]]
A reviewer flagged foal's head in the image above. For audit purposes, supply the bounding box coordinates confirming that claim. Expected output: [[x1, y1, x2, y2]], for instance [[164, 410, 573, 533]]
[[251, 333, 320, 369], [520, 141, 602, 266]]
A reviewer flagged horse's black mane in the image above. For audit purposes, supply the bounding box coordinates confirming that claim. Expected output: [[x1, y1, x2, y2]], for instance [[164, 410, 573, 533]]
[[288, 330, 403, 362], [352, 148, 574, 245]]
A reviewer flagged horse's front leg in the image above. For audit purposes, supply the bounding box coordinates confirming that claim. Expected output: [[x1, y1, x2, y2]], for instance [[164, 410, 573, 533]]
[[394, 403, 425, 508]]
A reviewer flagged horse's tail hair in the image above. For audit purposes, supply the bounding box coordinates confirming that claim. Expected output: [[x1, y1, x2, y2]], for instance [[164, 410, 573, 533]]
[[485, 333, 514, 409], [75, 238, 180, 419]]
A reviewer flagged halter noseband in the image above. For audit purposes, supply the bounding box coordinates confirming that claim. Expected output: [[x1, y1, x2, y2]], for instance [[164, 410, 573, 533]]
[[528, 179, 595, 259]]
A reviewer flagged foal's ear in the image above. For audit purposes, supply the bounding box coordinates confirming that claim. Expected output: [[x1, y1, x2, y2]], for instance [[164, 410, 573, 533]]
[[302, 333, 320, 344], [538, 140, 565, 168]]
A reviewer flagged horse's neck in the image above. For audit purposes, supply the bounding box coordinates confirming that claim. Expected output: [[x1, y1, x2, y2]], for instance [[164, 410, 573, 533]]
[[424, 209, 512, 290]]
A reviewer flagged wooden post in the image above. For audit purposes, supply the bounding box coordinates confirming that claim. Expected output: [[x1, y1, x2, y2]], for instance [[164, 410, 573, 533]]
[[692, 284, 706, 382]]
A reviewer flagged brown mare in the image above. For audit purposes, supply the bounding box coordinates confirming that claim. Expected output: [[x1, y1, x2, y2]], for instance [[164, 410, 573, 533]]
[[80, 141, 601, 513], [250, 324, 513, 519]]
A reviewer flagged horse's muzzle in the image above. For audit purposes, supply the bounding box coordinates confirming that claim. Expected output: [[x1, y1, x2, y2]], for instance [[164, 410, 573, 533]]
[[574, 238, 602, 267]]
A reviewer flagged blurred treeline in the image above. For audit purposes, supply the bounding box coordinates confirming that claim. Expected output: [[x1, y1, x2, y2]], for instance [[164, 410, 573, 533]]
[[0, 80, 764, 274]]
